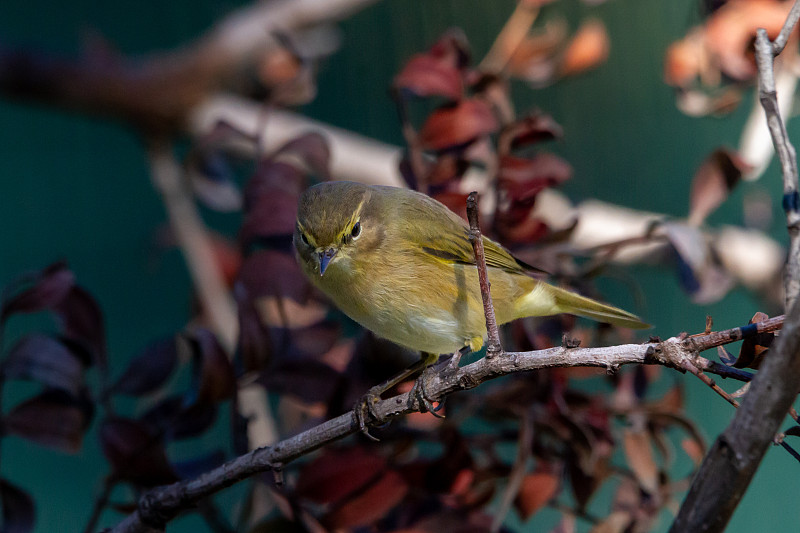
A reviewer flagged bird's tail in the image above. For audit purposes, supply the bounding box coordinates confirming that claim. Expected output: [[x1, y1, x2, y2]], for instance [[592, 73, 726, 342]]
[[551, 284, 649, 329], [516, 281, 649, 329]]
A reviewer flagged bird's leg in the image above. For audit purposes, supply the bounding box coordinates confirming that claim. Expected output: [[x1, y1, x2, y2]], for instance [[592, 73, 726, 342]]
[[354, 354, 436, 440], [408, 352, 446, 418], [446, 346, 468, 373], [429, 346, 469, 413]]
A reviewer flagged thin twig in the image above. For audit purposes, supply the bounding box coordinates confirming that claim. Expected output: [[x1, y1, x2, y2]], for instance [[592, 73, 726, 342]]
[[466, 192, 503, 357], [755, 27, 800, 310], [491, 410, 534, 533], [682, 314, 784, 353], [694, 360, 754, 382], [393, 94, 430, 193], [479, 2, 540, 73], [83, 477, 116, 533], [681, 360, 740, 409], [147, 143, 239, 352], [773, 0, 800, 55], [147, 145, 279, 453]]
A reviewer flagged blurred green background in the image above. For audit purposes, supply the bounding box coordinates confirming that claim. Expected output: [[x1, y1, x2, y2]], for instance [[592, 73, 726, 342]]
[[0, 0, 796, 531]]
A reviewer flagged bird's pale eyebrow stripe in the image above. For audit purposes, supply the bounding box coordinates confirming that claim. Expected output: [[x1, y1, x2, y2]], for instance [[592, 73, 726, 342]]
[[346, 191, 370, 228], [296, 221, 317, 247]]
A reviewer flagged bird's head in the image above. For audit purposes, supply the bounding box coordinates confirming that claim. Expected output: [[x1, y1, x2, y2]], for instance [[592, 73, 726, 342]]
[[294, 181, 379, 277]]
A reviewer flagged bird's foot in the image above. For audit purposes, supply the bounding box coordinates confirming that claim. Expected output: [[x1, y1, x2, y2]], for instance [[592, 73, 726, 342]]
[[354, 386, 385, 442], [409, 364, 445, 418], [445, 347, 467, 374], [428, 348, 467, 413]]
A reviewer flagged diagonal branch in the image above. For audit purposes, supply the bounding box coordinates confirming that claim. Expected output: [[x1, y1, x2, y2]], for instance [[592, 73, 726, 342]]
[[108, 313, 784, 533], [0, 0, 379, 133]]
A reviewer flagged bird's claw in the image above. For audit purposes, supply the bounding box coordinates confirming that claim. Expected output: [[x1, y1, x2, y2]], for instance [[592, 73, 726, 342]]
[[354, 387, 383, 441], [409, 366, 445, 418]]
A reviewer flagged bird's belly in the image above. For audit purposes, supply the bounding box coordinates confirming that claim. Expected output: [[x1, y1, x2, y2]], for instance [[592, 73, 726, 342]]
[[365, 309, 467, 355], [315, 258, 523, 355]]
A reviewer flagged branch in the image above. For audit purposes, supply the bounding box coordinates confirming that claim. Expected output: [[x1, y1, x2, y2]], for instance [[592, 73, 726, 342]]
[[108, 315, 784, 533], [0, 0, 378, 132], [467, 192, 502, 357], [148, 144, 239, 352], [670, 305, 800, 532], [754, 28, 800, 310], [491, 409, 534, 533], [773, 0, 800, 55], [672, 7, 800, 531]]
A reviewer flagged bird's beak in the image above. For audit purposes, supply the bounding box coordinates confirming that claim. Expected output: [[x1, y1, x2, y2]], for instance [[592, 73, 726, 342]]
[[318, 248, 338, 276]]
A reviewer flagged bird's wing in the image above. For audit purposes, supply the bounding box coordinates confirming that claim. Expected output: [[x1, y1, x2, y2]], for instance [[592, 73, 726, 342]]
[[395, 193, 535, 274], [419, 230, 532, 274]]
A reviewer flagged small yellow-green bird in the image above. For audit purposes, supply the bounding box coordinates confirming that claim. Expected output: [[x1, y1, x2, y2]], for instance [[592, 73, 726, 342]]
[[293, 181, 648, 360]]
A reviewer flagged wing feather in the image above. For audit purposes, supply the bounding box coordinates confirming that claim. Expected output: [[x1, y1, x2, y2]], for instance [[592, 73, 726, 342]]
[[388, 189, 539, 274]]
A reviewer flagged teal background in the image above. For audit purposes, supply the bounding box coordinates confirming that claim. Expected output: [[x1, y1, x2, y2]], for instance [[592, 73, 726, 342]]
[[0, 0, 796, 531]]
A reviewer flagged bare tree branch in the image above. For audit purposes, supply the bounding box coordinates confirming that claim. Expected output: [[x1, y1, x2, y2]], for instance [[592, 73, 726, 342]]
[[148, 144, 279, 452], [671, 304, 800, 532], [773, 0, 800, 54], [108, 315, 784, 533], [671, 7, 800, 531], [148, 144, 239, 352], [0, 0, 378, 132], [467, 192, 502, 358], [754, 28, 800, 310]]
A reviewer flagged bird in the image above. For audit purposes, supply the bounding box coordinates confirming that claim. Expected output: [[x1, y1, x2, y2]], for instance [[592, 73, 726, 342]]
[[293, 181, 648, 432]]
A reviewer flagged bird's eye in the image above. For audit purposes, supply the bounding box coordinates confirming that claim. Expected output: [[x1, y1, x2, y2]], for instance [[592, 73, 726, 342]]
[[301, 233, 310, 245], [351, 221, 362, 239]]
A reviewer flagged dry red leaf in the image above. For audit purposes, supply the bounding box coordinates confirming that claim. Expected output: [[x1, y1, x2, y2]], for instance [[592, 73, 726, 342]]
[[682, 437, 705, 467], [3, 334, 85, 395], [498, 154, 572, 200], [647, 385, 684, 415], [664, 30, 705, 87], [559, 19, 610, 76], [0, 262, 75, 322], [432, 191, 471, 222], [508, 20, 568, 84], [427, 154, 469, 185], [688, 148, 750, 226], [240, 187, 299, 244], [208, 234, 242, 286], [498, 112, 563, 156], [273, 132, 331, 181], [238, 249, 310, 304], [515, 467, 560, 520], [705, 0, 793, 80], [394, 54, 464, 100], [295, 447, 387, 503], [259, 46, 302, 87], [110, 336, 178, 396], [735, 311, 774, 369], [324, 469, 409, 529], [622, 426, 659, 494], [191, 328, 236, 403], [5, 391, 90, 454], [419, 99, 498, 151], [99, 418, 178, 486], [0, 480, 34, 533]]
